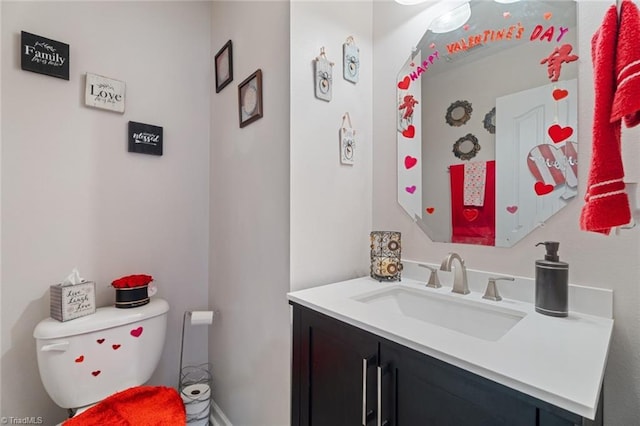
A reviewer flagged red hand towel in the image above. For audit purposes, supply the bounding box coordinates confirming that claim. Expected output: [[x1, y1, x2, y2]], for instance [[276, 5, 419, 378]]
[[63, 386, 186, 426], [450, 161, 495, 246], [612, 0, 640, 127], [580, 5, 632, 234]]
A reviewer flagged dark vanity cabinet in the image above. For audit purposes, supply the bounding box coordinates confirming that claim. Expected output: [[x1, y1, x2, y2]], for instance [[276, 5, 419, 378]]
[[291, 304, 602, 426]]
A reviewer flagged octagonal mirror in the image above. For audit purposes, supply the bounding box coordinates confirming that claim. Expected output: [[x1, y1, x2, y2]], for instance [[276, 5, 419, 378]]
[[397, 0, 578, 247]]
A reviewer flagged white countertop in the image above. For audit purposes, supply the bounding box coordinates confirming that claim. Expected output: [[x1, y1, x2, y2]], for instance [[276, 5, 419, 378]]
[[287, 275, 613, 420]]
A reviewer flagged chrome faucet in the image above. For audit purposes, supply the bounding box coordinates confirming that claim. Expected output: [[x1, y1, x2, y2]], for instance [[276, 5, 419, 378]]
[[440, 253, 470, 295]]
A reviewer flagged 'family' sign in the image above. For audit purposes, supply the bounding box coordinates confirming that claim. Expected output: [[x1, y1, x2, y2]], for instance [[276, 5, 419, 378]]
[[21, 31, 69, 80]]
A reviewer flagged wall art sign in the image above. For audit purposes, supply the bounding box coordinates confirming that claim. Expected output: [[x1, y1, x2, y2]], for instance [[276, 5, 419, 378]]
[[314, 47, 334, 102], [128, 121, 163, 156], [340, 112, 356, 165], [21, 31, 69, 80], [343, 36, 360, 84], [84, 73, 126, 113]]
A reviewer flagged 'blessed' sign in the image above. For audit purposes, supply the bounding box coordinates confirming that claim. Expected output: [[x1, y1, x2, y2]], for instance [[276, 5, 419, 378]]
[[128, 121, 163, 156]]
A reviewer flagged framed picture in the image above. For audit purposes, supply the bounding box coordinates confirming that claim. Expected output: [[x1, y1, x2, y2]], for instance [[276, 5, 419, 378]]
[[128, 121, 163, 156], [215, 40, 233, 93], [238, 69, 263, 128], [84, 73, 126, 113]]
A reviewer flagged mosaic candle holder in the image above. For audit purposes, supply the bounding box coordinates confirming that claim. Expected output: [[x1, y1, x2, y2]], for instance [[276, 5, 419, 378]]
[[370, 231, 402, 282]]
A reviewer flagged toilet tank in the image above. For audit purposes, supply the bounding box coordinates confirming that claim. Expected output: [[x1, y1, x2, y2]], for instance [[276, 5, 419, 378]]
[[33, 298, 169, 409]]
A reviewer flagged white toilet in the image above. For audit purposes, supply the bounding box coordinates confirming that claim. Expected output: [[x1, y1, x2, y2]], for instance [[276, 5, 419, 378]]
[[33, 298, 170, 422]]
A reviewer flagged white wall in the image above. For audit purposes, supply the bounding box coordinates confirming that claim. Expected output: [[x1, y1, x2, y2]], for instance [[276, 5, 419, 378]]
[[290, 1, 374, 291], [209, 2, 291, 426], [1, 1, 211, 422], [373, 1, 640, 424]]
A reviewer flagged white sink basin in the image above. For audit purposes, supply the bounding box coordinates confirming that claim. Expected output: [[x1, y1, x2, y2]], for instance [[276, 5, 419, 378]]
[[353, 286, 525, 341]]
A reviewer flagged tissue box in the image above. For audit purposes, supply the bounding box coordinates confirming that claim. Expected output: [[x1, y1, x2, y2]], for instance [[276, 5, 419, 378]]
[[50, 281, 96, 322]]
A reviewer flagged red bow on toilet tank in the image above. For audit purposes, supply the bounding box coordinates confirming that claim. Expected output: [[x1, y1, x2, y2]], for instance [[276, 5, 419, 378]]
[[111, 274, 154, 289]]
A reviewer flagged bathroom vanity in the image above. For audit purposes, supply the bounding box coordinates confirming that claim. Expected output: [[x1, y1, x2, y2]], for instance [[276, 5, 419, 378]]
[[288, 271, 612, 426]]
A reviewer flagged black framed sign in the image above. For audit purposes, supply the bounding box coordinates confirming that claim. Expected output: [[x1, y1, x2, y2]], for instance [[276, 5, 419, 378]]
[[128, 121, 163, 156], [21, 31, 69, 80]]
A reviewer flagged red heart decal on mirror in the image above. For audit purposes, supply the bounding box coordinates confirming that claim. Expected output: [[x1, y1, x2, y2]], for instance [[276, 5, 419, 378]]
[[75, 355, 84, 363], [402, 125, 415, 139], [548, 124, 573, 143], [506, 206, 518, 214], [552, 89, 568, 100], [463, 208, 479, 222], [397, 76, 410, 90], [112, 344, 121, 350], [404, 156, 417, 169], [96, 339, 105, 344], [92, 370, 101, 377], [405, 185, 416, 194], [534, 181, 554, 195], [426, 207, 435, 214], [130, 327, 143, 338]]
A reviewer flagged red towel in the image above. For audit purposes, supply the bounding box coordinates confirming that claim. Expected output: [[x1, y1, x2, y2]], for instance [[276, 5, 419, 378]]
[[63, 386, 186, 426], [450, 161, 495, 246], [580, 3, 636, 234], [612, 0, 640, 126]]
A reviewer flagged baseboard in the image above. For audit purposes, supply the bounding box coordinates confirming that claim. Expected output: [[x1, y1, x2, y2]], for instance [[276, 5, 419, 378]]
[[210, 398, 232, 426]]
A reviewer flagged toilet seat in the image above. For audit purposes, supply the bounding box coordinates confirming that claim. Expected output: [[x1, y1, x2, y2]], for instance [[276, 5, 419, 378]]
[[56, 403, 98, 426]]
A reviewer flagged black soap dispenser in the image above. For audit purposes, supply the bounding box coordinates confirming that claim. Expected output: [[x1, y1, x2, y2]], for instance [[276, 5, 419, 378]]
[[535, 241, 569, 317]]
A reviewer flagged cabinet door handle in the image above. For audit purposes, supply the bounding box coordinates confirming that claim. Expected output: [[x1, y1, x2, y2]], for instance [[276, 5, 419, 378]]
[[377, 364, 390, 426], [362, 356, 376, 425], [362, 358, 368, 426]]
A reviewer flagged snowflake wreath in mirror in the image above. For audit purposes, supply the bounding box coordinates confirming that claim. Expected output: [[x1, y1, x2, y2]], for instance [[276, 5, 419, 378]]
[[483, 107, 496, 134], [445, 100, 473, 127]]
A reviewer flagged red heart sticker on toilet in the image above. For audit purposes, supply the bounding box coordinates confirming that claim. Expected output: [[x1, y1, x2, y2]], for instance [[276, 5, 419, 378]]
[[552, 89, 568, 100], [75, 355, 84, 363], [96, 339, 105, 344], [404, 156, 417, 169], [534, 181, 554, 195], [397, 76, 410, 90], [426, 207, 435, 214], [548, 124, 573, 143], [91, 370, 101, 377], [506, 205, 518, 214], [130, 327, 143, 338], [463, 208, 479, 222], [402, 125, 415, 139], [112, 344, 121, 350]]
